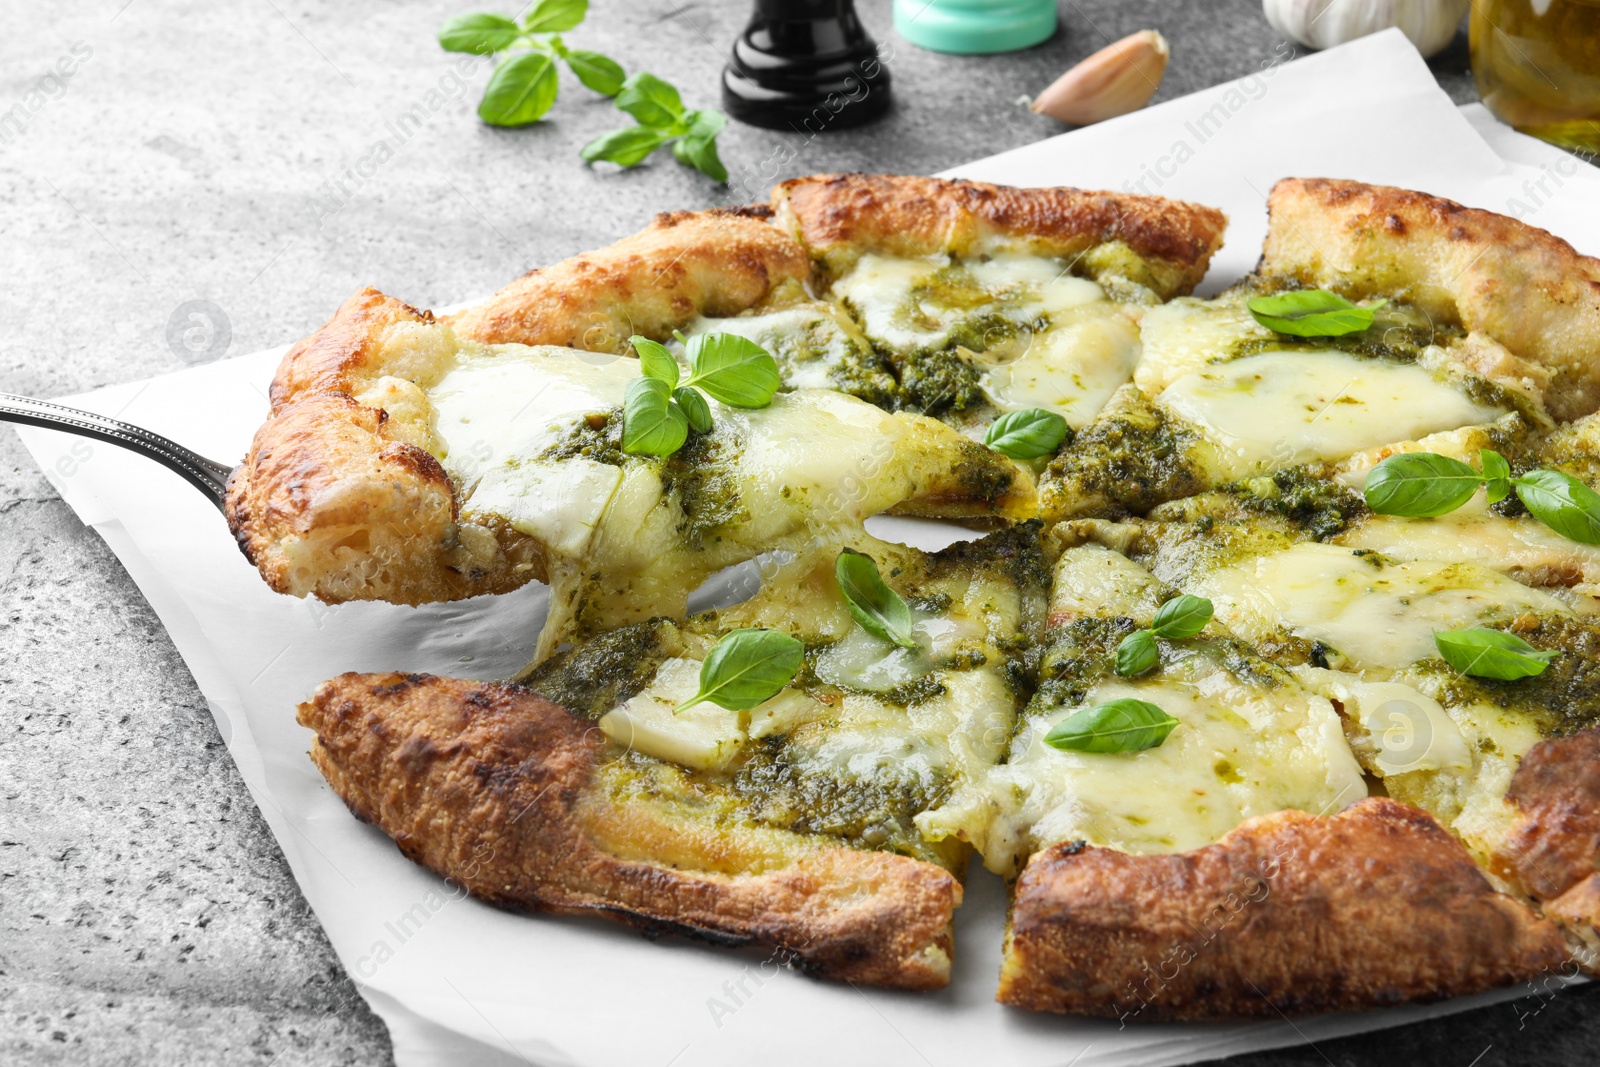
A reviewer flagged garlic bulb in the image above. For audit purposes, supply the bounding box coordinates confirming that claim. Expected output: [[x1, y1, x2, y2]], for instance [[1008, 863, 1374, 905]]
[[1031, 30, 1169, 126], [1263, 0, 1470, 58]]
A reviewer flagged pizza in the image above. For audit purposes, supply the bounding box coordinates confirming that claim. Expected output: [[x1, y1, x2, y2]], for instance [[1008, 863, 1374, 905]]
[[235, 174, 1600, 1020]]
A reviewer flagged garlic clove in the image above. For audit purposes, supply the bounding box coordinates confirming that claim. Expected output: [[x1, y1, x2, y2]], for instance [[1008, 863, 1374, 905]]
[[1031, 30, 1169, 126], [1262, 0, 1470, 59]]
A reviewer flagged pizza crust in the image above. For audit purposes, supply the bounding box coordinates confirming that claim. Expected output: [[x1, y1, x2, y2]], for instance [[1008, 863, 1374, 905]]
[[298, 671, 961, 990], [445, 205, 810, 352], [1259, 177, 1600, 421], [999, 798, 1568, 1020], [772, 172, 1228, 298], [1496, 727, 1600, 970]]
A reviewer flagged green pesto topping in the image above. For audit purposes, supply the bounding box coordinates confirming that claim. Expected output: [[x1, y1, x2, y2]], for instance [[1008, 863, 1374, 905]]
[[1225, 469, 1368, 540], [537, 409, 628, 466], [1032, 615, 1137, 709], [1043, 396, 1206, 516], [896, 349, 987, 415], [659, 423, 748, 549], [1418, 615, 1600, 737], [938, 438, 1026, 510], [521, 619, 679, 718], [731, 737, 954, 862]]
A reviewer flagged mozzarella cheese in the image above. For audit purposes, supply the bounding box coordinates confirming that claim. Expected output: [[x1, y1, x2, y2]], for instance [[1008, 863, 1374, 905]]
[[832, 252, 1106, 356], [922, 670, 1365, 875], [1185, 541, 1570, 670], [1134, 295, 1277, 394], [599, 658, 747, 771], [978, 302, 1142, 429], [688, 304, 870, 392], [1159, 350, 1504, 482]]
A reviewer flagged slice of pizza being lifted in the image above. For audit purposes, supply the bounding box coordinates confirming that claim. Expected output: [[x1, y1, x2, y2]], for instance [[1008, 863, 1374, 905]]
[[226, 290, 1032, 656]]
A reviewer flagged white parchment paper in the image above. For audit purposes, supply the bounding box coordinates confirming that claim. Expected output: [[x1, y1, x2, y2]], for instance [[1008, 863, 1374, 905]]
[[15, 30, 1600, 1067]]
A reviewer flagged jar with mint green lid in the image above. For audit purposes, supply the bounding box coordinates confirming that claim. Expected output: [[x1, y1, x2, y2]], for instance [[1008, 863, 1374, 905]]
[[893, 0, 1057, 54]]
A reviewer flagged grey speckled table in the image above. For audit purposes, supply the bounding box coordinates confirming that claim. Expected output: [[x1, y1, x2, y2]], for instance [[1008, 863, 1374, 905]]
[[2, 2, 1596, 1064]]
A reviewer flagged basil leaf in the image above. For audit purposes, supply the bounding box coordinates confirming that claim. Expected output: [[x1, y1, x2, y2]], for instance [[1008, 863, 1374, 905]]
[[1114, 630, 1159, 677], [439, 13, 524, 54], [522, 0, 587, 33], [671, 111, 729, 183], [615, 72, 685, 128], [674, 386, 712, 433], [631, 335, 679, 388], [984, 408, 1069, 460], [1434, 628, 1559, 680], [675, 628, 804, 713], [835, 549, 919, 650], [1044, 698, 1180, 754], [621, 376, 687, 456], [1247, 289, 1384, 338], [1364, 452, 1483, 517], [1481, 448, 1512, 504], [478, 52, 560, 126], [1514, 469, 1600, 545], [683, 333, 782, 408], [1149, 594, 1214, 640], [580, 125, 669, 167], [565, 48, 624, 96]]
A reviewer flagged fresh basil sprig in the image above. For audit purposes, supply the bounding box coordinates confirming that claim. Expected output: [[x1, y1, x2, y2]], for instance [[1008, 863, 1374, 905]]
[[1044, 698, 1180, 754], [620, 376, 687, 457], [1247, 289, 1386, 338], [582, 73, 729, 183], [1434, 628, 1559, 681], [439, 1, 624, 126], [835, 549, 919, 650], [620, 333, 782, 457], [1365, 448, 1600, 545], [1113, 594, 1214, 677], [984, 408, 1069, 460], [674, 628, 804, 713]]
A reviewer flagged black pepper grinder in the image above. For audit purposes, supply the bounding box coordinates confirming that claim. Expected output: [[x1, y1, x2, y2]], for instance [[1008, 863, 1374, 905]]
[[722, 0, 892, 131]]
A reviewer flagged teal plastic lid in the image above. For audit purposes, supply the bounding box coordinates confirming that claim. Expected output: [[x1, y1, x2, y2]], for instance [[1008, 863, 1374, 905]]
[[893, 0, 1057, 55]]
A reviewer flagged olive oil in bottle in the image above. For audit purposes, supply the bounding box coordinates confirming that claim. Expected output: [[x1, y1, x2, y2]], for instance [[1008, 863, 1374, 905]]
[[1471, 0, 1600, 152]]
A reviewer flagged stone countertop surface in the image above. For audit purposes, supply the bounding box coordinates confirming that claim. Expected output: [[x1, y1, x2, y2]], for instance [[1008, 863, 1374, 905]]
[[2, 1, 1596, 1064]]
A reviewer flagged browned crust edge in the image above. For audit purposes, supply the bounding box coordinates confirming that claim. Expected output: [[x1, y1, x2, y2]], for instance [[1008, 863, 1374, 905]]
[[1496, 727, 1600, 971], [297, 671, 960, 990], [999, 798, 1569, 1021], [771, 172, 1228, 298], [1259, 177, 1600, 421], [445, 205, 810, 351], [225, 290, 529, 605]]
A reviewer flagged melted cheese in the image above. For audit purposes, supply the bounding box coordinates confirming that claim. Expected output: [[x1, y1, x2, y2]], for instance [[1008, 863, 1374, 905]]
[[922, 671, 1364, 874], [429, 349, 636, 555], [978, 302, 1142, 428], [1338, 498, 1600, 597], [1134, 295, 1276, 394], [1293, 669, 1471, 776], [599, 658, 746, 771], [1159, 350, 1503, 482], [1191, 542, 1570, 669], [832, 252, 1105, 355]]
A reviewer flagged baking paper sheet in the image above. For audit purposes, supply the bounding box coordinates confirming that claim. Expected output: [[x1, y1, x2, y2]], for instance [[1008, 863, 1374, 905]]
[[15, 30, 1600, 1067]]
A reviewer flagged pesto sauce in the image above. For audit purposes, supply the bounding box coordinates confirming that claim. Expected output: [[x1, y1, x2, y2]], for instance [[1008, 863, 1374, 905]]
[[537, 409, 628, 466], [895, 349, 986, 415], [521, 619, 680, 718], [731, 736, 954, 863], [1418, 615, 1600, 737], [1223, 469, 1368, 540], [659, 425, 749, 550], [1044, 396, 1206, 515]]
